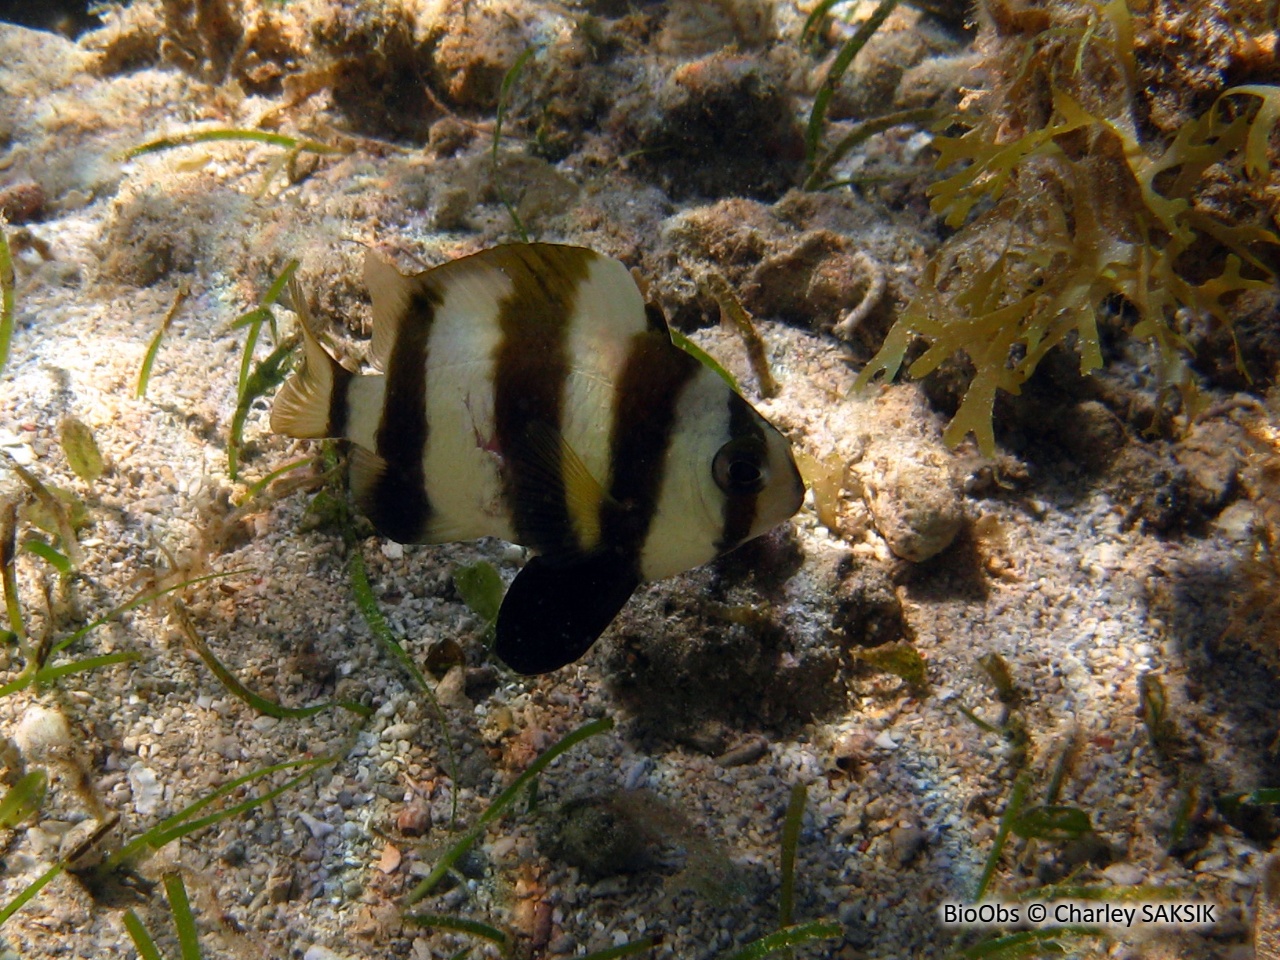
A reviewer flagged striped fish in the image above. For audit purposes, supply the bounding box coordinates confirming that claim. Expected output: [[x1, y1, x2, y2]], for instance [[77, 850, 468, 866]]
[[271, 243, 804, 674]]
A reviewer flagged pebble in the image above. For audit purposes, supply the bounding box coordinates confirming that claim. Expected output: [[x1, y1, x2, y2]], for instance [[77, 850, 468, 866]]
[[397, 802, 432, 836], [14, 704, 72, 757], [128, 762, 163, 816], [267, 872, 296, 903], [863, 452, 964, 562], [888, 826, 928, 866], [299, 812, 335, 839], [548, 933, 577, 954], [1102, 862, 1145, 885], [623, 757, 654, 790], [219, 840, 247, 866], [303, 948, 355, 960], [383, 722, 416, 741], [716, 737, 768, 767]]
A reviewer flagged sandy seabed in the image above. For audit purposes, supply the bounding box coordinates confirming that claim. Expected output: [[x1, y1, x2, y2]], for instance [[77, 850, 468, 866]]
[[1, 2, 1278, 958]]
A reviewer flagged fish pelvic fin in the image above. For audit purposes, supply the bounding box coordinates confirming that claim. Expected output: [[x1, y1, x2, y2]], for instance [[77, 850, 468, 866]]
[[494, 551, 639, 675]]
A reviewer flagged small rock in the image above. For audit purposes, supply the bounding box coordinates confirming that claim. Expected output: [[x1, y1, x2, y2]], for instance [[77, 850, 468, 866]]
[[1102, 861, 1145, 886], [888, 826, 928, 866], [434, 665, 471, 710], [267, 871, 297, 904], [548, 797, 650, 881], [299, 811, 335, 839], [397, 801, 432, 837], [873, 732, 899, 750], [423, 637, 465, 675], [0, 180, 45, 224], [622, 50, 803, 201], [219, 840, 247, 865], [128, 762, 163, 817], [677, 722, 730, 756], [832, 563, 910, 648], [377, 843, 402, 874], [383, 722, 416, 742], [210, 734, 242, 761], [716, 737, 769, 767], [832, 731, 876, 774], [14, 704, 72, 758], [303, 946, 353, 960], [1059, 400, 1127, 472], [299, 838, 325, 863], [548, 933, 577, 955], [863, 453, 963, 563], [622, 757, 653, 791]]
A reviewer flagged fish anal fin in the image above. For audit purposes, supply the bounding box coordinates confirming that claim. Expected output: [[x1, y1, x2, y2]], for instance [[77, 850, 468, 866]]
[[349, 445, 388, 521], [349, 446, 465, 545], [494, 552, 639, 675]]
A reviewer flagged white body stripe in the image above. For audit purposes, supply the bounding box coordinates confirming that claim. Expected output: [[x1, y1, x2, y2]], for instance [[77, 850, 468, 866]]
[[638, 366, 732, 581], [560, 255, 651, 545], [345, 376, 386, 453], [420, 262, 517, 543]]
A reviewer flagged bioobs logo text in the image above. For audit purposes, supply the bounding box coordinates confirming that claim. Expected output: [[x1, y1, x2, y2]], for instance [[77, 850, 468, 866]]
[[939, 901, 1218, 929], [939, 903, 1022, 926]]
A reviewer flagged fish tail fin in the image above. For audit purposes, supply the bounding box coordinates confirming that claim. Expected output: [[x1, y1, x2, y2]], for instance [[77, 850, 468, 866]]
[[270, 320, 349, 439]]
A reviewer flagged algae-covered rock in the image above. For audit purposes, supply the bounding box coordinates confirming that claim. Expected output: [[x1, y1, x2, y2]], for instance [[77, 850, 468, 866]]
[[545, 796, 651, 880], [603, 534, 843, 742], [863, 451, 964, 563], [311, 0, 437, 140], [618, 50, 803, 201], [831, 560, 911, 648]]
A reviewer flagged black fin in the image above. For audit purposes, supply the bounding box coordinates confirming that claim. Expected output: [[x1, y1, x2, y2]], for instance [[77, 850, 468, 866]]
[[494, 552, 639, 675]]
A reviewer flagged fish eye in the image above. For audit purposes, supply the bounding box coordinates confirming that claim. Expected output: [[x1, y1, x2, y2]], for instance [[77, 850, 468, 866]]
[[713, 438, 768, 495]]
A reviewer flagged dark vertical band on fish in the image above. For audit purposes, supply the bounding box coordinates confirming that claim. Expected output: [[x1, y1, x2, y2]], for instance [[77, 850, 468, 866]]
[[493, 246, 592, 556], [326, 363, 354, 439], [371, 286, 440, 543], [717, 395, 765, 552], [604, 331, 701, 560]]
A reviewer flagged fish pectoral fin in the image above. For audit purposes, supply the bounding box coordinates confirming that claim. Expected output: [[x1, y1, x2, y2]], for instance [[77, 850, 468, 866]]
[[515, 420, 614, 552], [494, 552, 639, 675]]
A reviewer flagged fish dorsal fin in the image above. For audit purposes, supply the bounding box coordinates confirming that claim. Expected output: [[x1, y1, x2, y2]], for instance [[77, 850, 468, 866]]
[[366, 244, 652, 368], [517, 420, 613, 555], [456, 243, 651, 343], [363, 250, 428, 371], [554, 246, 649, 342], [494, 552, 639, 675]]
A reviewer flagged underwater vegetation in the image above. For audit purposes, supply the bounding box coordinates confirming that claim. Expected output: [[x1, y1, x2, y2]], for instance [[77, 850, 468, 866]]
[[856, 0, 1280, 455]]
